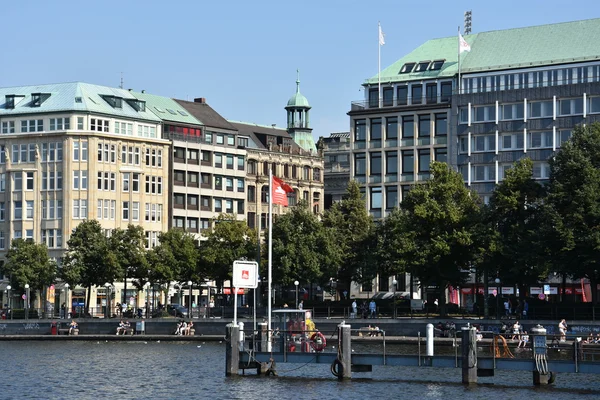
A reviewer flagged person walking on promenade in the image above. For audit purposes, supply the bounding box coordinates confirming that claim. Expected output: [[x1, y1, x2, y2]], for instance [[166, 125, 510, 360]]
[[369, 300, 376, 318], [558, 319, 568, 342]]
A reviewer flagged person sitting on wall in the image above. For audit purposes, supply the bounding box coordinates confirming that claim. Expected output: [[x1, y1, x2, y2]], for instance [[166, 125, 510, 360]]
[[69, 320, 79, 335], [184, 321, 194, 336]]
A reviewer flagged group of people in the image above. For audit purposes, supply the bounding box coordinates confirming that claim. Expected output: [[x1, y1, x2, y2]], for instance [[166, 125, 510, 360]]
[[351, 300, 377, 319], [116, 320, 131, 335], [583, 333, 600, 343], [503, 299, 529, 319], [174, 320, 194, 336]]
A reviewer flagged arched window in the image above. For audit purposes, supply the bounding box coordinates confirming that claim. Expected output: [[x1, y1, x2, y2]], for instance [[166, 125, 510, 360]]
[[261, 186, 269, 203], [313, 192, 320, 213], [313, 168, 321, 182], [303, 166, 310, 180], [288, 189, 297, 207], [247, 160, 257, 175]]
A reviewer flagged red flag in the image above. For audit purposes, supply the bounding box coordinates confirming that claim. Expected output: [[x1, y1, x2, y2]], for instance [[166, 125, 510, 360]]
[[272, 176, 293, 206]]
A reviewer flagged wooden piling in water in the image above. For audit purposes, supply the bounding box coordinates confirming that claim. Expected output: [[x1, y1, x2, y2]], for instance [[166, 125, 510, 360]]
[[225, 323, 239, 376], [461, 326, 477, 384]]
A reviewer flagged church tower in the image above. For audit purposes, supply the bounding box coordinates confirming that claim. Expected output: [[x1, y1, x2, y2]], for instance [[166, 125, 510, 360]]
[[285, 70, 317, 153]]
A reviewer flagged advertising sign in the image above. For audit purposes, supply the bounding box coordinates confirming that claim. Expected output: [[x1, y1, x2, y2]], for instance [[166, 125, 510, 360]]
[[232, 260, 259, 289], [501, 287, 514, 295]]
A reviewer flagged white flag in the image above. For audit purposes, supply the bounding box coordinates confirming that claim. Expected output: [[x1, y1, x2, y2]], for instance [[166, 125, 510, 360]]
[[459, 32, 470, 53], [379, 24, 385, 46]]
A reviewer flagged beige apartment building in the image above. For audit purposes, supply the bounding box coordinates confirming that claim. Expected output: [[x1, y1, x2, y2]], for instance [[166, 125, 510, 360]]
[[0, 82, 170, 311]]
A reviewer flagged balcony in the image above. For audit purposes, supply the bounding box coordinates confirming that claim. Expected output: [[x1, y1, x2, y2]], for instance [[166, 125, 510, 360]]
[[350, 95, 450, 111], [417, 137, 431, 146]]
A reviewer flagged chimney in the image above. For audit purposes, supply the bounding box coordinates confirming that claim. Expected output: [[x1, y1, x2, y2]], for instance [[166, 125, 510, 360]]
[[141, 90, 145, 93], [194, 97, 206, 104], [271, 124, 276, 127]]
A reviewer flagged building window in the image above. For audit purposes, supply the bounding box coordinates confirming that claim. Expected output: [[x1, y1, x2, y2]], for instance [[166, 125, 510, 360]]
[[435, 114, 447, 136], [386, 117, 398, 140], [500, 103, 525, 120], [26, 200, 34, 219], [370, 118, 382, 141], [386, 151, 397, 175], [418, 150, 430, 172], [402, 116, 414, 138], [386, 186, 398, 209], [473, 105, 496, 122], [354, 153, 366, 176], [559, 98, 584, 116], [216, 135, 224, 145], [411, 84, 422, 104], [402, 150, 414, 174], [472, 135, 496, 152], [472, 165, 496, 182], [426, 83, 437, 104], [370, 152, 382, 176], [122, 201, 130, 220], [440, 82, 452, 102], [418, 115, 431, 137], [13, 173, 22, 191], [26, 171, 34, 190], [556, 129, 572, 148], [528, 131, 553, 149], [1, 121, 15, 134], [370, 187, 382, 211], [397, 86, 408, 105], [501, 133, 525, 150], [90, 118, 109, 132], [529, 101, 553, 118], [435, 148, 447, 163], [355, 119, 366, 141]]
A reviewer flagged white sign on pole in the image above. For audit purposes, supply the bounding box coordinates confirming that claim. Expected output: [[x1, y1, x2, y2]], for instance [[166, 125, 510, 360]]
[[233, 261, 259, 289]]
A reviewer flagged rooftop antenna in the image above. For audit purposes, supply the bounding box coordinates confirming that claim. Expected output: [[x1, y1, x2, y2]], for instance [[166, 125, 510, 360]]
[[464, 10, 472, 35], [120, 72, 124, 89]]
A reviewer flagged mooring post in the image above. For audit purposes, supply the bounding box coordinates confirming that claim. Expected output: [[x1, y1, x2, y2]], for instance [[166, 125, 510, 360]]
[[338, 323, 352, 379], [258, 322, 267, 352], [225, 323, 240, 376], [425, 323, 434, 365], [461, 326, 477, 384]]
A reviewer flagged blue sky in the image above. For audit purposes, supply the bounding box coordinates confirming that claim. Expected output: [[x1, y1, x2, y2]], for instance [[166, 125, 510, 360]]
[[1, 1, 599, 140]]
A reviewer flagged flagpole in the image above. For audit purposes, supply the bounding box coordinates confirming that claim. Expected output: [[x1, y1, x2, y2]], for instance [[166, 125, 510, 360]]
[[267, 168, 273, 349], [378, 21, 381, 108], [457, 26, 461, 95]]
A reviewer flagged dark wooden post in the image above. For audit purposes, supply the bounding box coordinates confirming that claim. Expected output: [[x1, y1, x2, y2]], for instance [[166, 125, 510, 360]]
[[225, 323, 239, 376], [461, 326, 477, 384]]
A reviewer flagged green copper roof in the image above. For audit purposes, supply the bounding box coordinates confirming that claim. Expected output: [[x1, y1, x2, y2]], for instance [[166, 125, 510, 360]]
[[132, 91, 203, 126], [461, 18, 600, 73], [365, 35, 467, 84], [366, 17, 600, 85], [286, 71, 310, 108], [0, 82, 161, 122]]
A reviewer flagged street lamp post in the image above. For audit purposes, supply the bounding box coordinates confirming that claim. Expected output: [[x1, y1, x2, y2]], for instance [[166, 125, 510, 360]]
[[65, 283, 70, 319], [7, 285, 11, 320], [187, 281, 193, 319], [495, 278, 501, 320], [104, 283, 110, 319], [24, 284, 30, 320], [392, 279, 398, 319], [145, 282, 151, 319], [294, 280, 299, 308]]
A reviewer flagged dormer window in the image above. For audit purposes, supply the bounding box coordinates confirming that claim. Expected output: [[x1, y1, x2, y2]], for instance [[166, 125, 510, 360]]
[[30, 93, 50, 107], [399, 62, 416, 74], [5, 94, 25, 109], [102, 95, 123, 109], [430, 59, 445, 71], [414, 61, 431, 72], [125, 99, 146, 112], [31, 93, 42, 107], [5, 96, 15, 109]]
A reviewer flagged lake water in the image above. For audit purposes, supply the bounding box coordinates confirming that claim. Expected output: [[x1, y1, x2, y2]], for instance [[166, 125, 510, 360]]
[[1, 341, 599, 399]]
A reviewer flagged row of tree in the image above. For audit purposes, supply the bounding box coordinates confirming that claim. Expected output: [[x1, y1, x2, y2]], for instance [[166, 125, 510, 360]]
[[3, 124, 600, 312]]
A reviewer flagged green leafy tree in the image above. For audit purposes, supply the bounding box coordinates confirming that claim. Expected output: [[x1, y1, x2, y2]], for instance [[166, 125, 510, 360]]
[[62, 220, 118, 312], [154, 228, 200, 292], [485, 158, 548, 302], [271, 201, 339, 287], [546, 123, 600, 303], [322, 181, 374, 298], [110, 224, 149, 302], [200, 214, 256, 291], [395, 161, 480, 315], [2, 239, 57, 309]]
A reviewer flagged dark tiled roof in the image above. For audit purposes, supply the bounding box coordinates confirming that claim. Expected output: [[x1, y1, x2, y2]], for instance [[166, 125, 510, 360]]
[[229, 121, 292, 138], [174, 99, 237, 131]]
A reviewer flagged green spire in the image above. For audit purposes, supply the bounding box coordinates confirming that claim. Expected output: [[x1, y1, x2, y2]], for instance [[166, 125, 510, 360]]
[[286, 69, 310, 108]]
